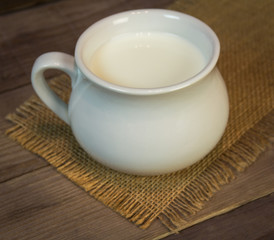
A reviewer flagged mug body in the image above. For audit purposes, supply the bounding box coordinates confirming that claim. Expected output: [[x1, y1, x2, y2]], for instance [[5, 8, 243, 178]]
[[69, 67, 229, 175]]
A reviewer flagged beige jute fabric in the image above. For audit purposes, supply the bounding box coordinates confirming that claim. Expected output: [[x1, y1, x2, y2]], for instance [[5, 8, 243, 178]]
[[6, 0, 273, 230]]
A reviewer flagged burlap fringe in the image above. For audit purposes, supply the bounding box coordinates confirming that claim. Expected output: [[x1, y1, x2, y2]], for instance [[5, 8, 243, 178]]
[[158, 110, 274, 231]]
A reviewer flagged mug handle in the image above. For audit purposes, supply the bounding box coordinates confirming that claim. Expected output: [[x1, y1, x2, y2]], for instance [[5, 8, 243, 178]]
[[31, 52, 75, 125]]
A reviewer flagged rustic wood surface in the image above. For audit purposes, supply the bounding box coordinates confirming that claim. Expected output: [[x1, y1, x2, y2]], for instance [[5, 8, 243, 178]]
[[0, 0, 273, 239]]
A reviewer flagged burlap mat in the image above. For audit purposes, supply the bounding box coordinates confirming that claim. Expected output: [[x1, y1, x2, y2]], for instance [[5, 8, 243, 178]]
[[5, 0, 273, 230]]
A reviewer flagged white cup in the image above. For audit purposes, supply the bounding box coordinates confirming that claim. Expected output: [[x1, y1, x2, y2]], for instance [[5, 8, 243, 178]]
[[31, 9, 229, 175]]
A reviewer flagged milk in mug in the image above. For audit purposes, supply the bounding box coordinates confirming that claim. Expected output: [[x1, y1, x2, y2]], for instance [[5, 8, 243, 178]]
[[88, 32, 206, 88]]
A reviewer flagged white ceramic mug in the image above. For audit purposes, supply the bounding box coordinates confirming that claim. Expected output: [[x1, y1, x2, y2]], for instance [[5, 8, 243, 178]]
[[31, 9, 229, 175]]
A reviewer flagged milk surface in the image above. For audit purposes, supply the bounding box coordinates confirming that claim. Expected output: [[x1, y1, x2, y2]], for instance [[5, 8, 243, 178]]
[[89, 32, 205, 88]]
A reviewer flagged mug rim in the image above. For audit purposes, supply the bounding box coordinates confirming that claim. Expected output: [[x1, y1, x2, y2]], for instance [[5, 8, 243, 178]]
[[75, 9, 220, 95]]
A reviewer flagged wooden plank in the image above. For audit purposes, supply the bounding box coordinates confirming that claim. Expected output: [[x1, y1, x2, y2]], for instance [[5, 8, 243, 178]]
[[0, 85, 34, 117], [0, 118, 49, 183], [0, 0, 57, 14], [164, 193, 274, 240], [0, 85, 43, 183]]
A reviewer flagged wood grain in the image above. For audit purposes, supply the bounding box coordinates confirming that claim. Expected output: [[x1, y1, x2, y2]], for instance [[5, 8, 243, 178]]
[[0, 0, 273, 239], [0, 0, 57, 14], [0, 118, 48, 183], [164, 193, 274, 240]]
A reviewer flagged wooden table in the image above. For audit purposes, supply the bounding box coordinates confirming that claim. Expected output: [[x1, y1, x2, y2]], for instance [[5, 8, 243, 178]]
[[0, 0, 273, 239]]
